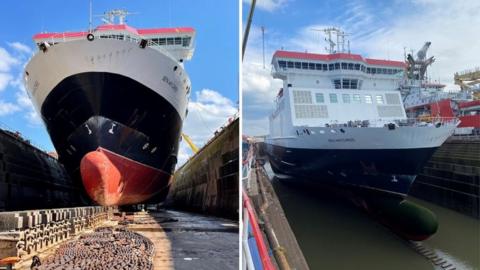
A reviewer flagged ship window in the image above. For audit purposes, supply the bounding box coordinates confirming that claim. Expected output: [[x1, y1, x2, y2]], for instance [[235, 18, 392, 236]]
[[329, 93, 338, 103], [302, 62, 309, 69], [182, 37, 191, 47], [309, 63, 315, 70], [175, 37, 182, 45], [295, 62, 301, 69], [315, 63, 322, 70], [329, 64, 334, 70], [342, 79, 350, 89], [386, 69, 392, 75], [354, 63, 360, 70], [167, 38, 174, 45], [315, 93, 324, 103], [366, 67, 371, 74], [361, 65, 365, 72], [371, 68, 377, 74], [158, 38, 165, 45], [293, 90, 313, 104], [353, 94, 362, 103], [287, 61, 294, 68], [341, 63, 347, 69], [342, 94, 350, 103], [348, 63, 354, 70], [382, 68, 387, 74], [365, 95, 373, 104], [333, 79, 341, 89], [323, 64, 328, 71], [376, 95, 384, 104], [278, 60, 287, 68], [351, 79, 358, 89], [335, 63, 340, 70]]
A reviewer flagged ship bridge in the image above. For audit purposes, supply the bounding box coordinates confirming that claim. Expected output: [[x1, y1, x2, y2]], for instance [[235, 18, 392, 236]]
[[33, 11, 195, 63], [271, 50, 405, 91]]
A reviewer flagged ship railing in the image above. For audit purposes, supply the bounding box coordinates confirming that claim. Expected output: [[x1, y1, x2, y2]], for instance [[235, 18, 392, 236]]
[[323, 117, 459, 129], [242, 190, 276, 270]]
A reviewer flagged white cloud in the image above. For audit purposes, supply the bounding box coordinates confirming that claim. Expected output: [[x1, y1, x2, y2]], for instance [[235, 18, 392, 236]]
[[0, 100, 21, 116], [176, 89, 237, 166], [243, 0, 289, 12], [0, 73, 13, 91], [0, 47, 20, 72], [8, 42, 33, 55]]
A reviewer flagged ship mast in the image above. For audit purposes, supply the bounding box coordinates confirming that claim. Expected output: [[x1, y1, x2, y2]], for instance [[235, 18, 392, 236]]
[[312, 27, 349, 54]]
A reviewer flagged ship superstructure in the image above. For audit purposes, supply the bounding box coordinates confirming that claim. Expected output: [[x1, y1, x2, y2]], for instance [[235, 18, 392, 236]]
[[265, 28, 458, 198], [24, 10, 196, 206], [401, 42, 480, 131]]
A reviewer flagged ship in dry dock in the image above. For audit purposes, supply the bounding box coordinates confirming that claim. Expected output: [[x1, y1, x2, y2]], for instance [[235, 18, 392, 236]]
[[266, 28, 458, 203], [24, 10, 196, 206]]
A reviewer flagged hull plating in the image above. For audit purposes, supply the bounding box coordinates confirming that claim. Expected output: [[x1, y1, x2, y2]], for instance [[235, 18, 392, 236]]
[[266, 143, 438, 197]]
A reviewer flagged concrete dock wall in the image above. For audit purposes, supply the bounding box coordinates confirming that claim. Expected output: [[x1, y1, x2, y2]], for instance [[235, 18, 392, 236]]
[[410, 138, 480, 218]]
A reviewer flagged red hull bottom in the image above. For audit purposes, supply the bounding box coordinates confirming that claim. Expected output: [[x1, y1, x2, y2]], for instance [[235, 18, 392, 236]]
[[80, 147, 171, 206]]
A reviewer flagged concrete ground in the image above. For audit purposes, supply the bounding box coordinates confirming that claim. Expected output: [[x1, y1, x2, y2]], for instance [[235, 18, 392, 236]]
[[127, 210, 239, 270]]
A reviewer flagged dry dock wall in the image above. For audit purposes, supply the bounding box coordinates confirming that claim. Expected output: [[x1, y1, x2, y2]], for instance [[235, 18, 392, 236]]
[[409, 139, 480, 218], [0, 129, 84, 211], [167, 118, 239, 219]]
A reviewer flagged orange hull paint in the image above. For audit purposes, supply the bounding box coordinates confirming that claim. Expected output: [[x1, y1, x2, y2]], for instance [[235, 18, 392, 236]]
[[80, 148, 171, 206]]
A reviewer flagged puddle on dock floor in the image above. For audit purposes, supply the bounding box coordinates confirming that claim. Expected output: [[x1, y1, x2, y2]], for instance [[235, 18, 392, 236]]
[[265, 163, 479, 270]]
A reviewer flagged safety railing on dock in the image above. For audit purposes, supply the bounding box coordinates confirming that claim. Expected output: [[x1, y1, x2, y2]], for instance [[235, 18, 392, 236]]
[[242, 191, 276, 270]]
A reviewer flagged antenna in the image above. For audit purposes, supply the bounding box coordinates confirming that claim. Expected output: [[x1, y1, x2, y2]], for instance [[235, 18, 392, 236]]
[[89, 0, 93, 32], [261, 26, 265, 69]]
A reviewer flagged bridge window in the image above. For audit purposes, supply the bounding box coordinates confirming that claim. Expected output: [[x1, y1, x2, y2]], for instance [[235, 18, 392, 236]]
[[175, 37, 182, 45], [309, 63, 315, 70], [341, 62, 347, 69], [365, 95, 373, 104], [167, 37, 174, 45], [295, 62, 301, 69], [329, 64, 334, 70], [323, 64, 328, 71], [287, 61, 294, 68], [343, 79, 351, 89], [278, 61, 287, 68], [333, 79, 341, 89], [302, 62, 309, 69], [354, 64, 360, 70], [342, 94, 350, 103], [182, 37, 191, 47], [376, 95, 384, 104], [315, 63, 322, 70], [315, 93, 324, 103], [335, 63, 340, 70], [329, 93, 338, 103], [361, 65, 365, 72], [366, 67, 371, 74], [348, 63, 354, 70], [353, 94, 362, 103], [351, 79, 358, 89]]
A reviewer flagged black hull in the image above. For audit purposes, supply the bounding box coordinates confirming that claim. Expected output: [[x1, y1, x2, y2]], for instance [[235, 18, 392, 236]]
[[266, 143, 438, 197], [41, 72, 182, 201]]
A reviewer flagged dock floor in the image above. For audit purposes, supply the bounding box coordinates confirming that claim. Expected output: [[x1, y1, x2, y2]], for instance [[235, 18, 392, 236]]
[[127, 210, 239, 270]]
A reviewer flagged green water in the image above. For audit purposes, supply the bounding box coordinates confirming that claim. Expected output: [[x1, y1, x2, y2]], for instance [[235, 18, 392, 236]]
[[266, 165, 480, 270]]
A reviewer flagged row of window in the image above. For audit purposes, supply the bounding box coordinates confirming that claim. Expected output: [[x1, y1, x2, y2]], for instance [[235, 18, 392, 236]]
[[147, 36, 191, 47], [277, 60, 403, 75], [333, 79, 361, 89], [98, 35, 192, 47], [314, 93, 384, 104]]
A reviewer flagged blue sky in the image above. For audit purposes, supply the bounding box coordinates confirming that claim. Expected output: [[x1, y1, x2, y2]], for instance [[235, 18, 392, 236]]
[[0, 0, 238, 160], [242, 0, 480, 135]]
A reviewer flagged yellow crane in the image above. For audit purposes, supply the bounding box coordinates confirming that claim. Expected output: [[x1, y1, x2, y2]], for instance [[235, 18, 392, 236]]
[[181, 133, 199, 153], [454, 68, 480, 100]]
